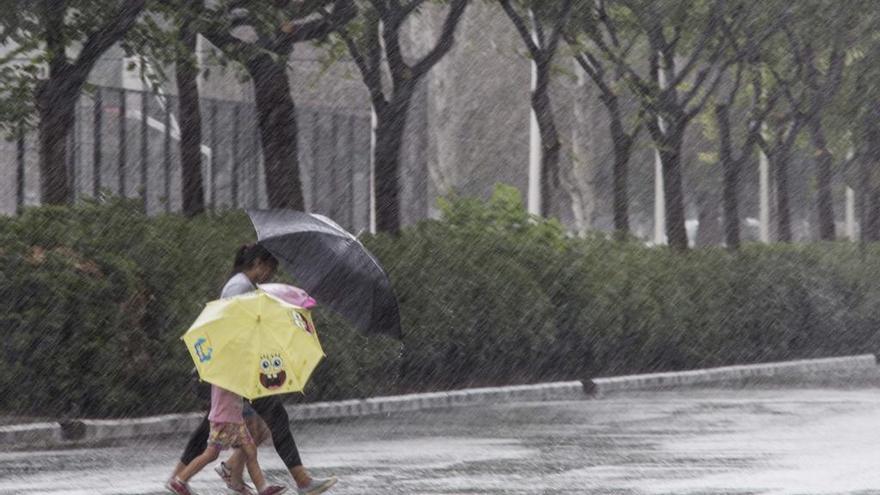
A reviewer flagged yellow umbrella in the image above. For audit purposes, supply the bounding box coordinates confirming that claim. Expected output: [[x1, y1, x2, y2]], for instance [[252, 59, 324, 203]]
[[181, 290, 325, 400]]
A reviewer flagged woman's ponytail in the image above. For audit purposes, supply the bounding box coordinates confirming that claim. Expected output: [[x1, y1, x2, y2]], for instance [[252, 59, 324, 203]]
[[232, 243, 253, 275]]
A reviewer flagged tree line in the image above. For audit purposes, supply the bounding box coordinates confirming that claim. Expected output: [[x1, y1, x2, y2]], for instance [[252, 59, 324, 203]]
[[1, 0, 878, 251]]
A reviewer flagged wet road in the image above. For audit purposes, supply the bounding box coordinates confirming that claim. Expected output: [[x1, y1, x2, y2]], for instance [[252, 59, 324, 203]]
[[3, 387, 880, 494]]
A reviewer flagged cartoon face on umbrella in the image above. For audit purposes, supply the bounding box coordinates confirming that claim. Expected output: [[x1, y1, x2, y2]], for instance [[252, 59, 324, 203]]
[[259, 354, 287, 389]]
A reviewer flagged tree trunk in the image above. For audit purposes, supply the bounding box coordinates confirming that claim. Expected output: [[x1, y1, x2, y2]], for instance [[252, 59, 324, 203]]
[[247, 55, 304, 210], [606, 98, 632, 237], [773, 146, 793, 243], [533, 60, 560, 218], [861, 145, 880, 242], [808, 116, 836, 241], [657, 126, 688, 251], [612, 141, 632, 237], [176, 20, 205, 217], [696, 191, 722, 247], [861, 153, 880, 242], [36, 79, 77, 205], [866, 187, 880, 242], [862, 107, 880, 242], [373, 88, 414, 234], [716, 103, 740, 250]]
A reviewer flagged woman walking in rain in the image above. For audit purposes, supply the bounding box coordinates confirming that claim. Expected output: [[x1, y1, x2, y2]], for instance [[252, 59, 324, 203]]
[[167, 244, 337, 495]]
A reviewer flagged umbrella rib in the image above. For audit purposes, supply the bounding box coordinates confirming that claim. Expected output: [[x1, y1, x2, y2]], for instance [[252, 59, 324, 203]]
[[234, 295, 259, 320]]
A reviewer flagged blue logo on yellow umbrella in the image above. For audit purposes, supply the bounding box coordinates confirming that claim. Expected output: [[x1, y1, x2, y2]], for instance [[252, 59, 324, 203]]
[[194, 337, 213, 362]]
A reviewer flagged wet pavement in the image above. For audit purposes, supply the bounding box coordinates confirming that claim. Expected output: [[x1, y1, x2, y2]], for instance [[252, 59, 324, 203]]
[[3, 387, 880, 494]]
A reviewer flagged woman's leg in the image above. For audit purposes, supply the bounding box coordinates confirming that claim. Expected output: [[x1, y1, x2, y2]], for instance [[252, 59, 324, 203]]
[[171, 414, 210, 478], [250, 396, 312, 486]]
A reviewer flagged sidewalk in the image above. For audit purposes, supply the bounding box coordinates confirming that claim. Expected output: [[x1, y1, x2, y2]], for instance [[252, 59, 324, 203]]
[[2, 354, 875, 450]]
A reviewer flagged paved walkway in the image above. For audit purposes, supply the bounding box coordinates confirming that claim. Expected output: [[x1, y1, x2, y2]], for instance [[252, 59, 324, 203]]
[[3, 387, 880, 494]]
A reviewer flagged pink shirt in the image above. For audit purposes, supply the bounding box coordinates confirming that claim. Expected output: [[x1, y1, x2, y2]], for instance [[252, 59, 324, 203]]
[[208, 385, 244, 424]]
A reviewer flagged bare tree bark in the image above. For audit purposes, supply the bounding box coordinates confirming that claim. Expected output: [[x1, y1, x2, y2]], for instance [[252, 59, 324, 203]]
[[247, 55, 303, 210], [715, 102, 740, 249], [176, 3, 205, 217], [808, 115, 836, 240]]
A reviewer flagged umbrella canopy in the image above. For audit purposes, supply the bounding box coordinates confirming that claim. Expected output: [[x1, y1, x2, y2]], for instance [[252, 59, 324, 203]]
[[259, 283, 317, 309], [247, 209, 402, 339], [181, 290, 325, 400]]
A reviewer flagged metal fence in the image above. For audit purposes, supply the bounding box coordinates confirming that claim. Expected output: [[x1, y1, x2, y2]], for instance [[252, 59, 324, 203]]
[[2, 85, 372, 233]]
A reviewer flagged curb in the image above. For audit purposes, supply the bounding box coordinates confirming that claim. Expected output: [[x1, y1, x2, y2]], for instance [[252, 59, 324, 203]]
[[78, 412, 206, 443], [590, 354, 877, 395], [284, 381, 586, 421], [2, 354, 873, 450]]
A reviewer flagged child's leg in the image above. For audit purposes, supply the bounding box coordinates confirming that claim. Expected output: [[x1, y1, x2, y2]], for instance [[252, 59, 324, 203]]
[[177, 445, 220, 482], [226, 415, 269, 485], [242, 444, 267, 492], [225, 449, 248, 486]]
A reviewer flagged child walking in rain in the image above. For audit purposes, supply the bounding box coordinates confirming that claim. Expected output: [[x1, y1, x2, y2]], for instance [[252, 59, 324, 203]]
[[169, 243, 336, 495], [166, 381, 287, 495]]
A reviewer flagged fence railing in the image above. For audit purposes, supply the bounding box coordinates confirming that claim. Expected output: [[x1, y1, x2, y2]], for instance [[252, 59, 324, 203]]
[[3, 85, 372, 233]]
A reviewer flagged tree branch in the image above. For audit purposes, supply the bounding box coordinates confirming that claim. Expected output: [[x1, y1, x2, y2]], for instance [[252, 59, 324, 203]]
[[72, 0, 147, 80], [596, 0, 620, 47], [499, 0, 540, 60], [573, 51, 610, 96], [382, 17, 410, 85], [277, 0, 356, 51], [531, 8, 546, 49], [545, 0, 574, 58], [400, 0, 430, 18], [40, 0, 69, 76], [685, 63, 729, 121], [368, 0, 391, 21], [723, 62, 743, 107], [412, 0, 468, 78], [200, 22, 263, 65], [337, 22, 386, 112], [581, 18, 652, 99], [766, 64, 800, 113]]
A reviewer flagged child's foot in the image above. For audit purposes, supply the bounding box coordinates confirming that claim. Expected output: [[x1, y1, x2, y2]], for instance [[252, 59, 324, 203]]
[[166, 477, 194, 495], [295, 477, 337, 495], [215, 462, 257, 495], [229, 482, 258, 495], [258, 485, 288, 495]]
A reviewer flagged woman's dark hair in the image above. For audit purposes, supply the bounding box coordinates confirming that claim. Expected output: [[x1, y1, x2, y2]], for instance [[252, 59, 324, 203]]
[[232, 243, 278, 275]]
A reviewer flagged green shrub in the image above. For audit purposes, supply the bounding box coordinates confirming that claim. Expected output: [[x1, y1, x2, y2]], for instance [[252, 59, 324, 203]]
[[2, 189, 880, 418]]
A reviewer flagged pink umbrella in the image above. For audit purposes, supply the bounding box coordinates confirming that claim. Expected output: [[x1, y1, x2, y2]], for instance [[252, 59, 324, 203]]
[[259, 283, 317, 309]]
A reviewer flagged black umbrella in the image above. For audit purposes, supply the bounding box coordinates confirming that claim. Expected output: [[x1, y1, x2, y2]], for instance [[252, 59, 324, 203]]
[[247, 209, 402, 340]]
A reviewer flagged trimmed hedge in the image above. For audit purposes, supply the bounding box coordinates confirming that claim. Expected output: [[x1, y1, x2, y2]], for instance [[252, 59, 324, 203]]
[[2, 188, 880, 418]]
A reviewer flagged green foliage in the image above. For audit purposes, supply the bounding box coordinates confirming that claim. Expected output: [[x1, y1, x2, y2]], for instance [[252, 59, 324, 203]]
[[0, 198, 252, 417], [0, 1, 149, 132], [3, 188, 880, 418]]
